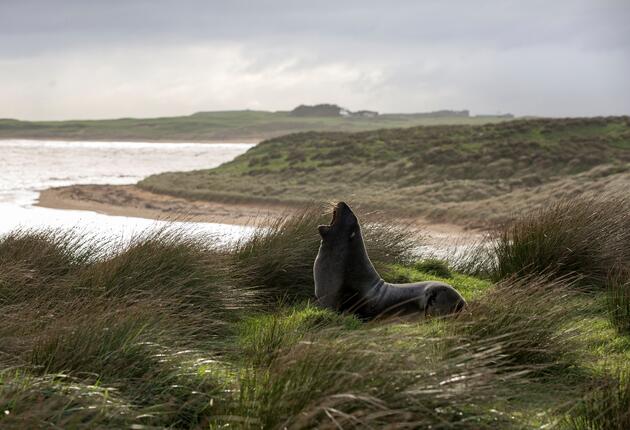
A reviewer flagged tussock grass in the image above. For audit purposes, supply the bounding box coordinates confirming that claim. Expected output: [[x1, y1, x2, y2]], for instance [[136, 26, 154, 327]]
[[414, 257, 453, 278], [0, 371, 132, 429], [237, 305, 361, 366], [1, 201, 629, 428], [452, 276, 581, 370], [607, 271, 630, 335], [563, 370, 630, 430], [232, 205, 414, 303], [232, 330, 522, 429], [0, 229, 95, 279], [490, 197, 630, 288]]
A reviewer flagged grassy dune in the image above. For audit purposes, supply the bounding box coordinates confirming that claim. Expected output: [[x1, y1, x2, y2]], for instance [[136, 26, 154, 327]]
[[1, 198, 629, 428], [140, 116, 630, 228], [0, 111, 513, 142]]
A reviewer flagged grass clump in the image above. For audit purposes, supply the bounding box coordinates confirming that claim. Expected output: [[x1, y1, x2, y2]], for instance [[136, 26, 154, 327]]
[[0, 371, 132, 429], [232, 330, 521, 429], [490, 197, 630, 289], [0, 229, 94, 279], [414, 257, 453, 278], [232, 205, 414, 304], [607, 272, 630, 336], [563, 370, 630, 430], [237, 304, 361, 366], [451, 276, 581, 371]]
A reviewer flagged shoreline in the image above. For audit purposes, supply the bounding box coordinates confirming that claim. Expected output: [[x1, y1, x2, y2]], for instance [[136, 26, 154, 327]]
[[36, 184, 480, 245], [36, 185, 287, 227], [0, 137, 262, 144]]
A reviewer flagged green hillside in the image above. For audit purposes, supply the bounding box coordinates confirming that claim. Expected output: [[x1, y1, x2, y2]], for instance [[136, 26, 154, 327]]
[[139, 116, 630, 227], [0, 109, 514, 142]]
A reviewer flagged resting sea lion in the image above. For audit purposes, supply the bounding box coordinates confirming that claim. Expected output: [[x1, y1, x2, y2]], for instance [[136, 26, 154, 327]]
[[313, 202, 466, 319]]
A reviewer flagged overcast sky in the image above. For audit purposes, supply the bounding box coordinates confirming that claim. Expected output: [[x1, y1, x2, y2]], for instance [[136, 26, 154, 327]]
[[1, 0, 628, 120]]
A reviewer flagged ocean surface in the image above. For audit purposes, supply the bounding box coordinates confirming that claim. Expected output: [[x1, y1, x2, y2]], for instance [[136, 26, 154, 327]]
[[0, 139, 255, 243]]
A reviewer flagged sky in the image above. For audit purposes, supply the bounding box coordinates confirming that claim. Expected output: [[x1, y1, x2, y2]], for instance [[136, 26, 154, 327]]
[[1, 0, 629, 120]]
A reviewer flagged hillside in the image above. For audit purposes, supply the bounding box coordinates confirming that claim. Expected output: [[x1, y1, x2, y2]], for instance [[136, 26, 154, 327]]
[[139, 116, 630, 228], [0, 109, 513, 142]]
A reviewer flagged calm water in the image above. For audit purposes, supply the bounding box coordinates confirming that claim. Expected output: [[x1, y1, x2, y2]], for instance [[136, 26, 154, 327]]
[[0, 139, 255, 242]]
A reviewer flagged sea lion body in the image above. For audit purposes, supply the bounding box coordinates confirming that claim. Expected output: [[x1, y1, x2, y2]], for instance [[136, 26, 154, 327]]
[[314, 202, 466, 318]]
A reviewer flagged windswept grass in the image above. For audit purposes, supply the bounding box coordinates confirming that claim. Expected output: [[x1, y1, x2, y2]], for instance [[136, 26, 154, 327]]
[[452, 276, 581, 371], [0, 371, 132, 428], [607, 271, 630, 336], [1, 199, 629, 428], [231, 328, 524, 429], [231, 205, 415, 303], [563, 370, 630, 430], [490, 197, 630, 288]]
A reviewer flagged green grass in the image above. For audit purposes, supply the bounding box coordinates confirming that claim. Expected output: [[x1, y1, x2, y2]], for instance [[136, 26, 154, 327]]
[[1, 202, 630, 428], [607, 272, 630, 336], [0, 110, 514, 142], [383, 262, 492, 301], [139, 116, 630, 228]]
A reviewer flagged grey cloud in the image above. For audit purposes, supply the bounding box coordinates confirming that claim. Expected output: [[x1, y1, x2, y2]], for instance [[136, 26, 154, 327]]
[[0, 0, 628, 119]]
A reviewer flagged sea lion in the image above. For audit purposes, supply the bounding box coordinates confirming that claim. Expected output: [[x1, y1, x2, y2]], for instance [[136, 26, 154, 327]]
[[313, 202, 466, 319]]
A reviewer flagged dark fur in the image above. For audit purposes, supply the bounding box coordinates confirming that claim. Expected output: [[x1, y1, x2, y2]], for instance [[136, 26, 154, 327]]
[[314, 202, 466, 319]]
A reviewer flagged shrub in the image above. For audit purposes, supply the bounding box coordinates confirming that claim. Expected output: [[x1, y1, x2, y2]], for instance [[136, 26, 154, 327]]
[[490, 197, 630, 289]]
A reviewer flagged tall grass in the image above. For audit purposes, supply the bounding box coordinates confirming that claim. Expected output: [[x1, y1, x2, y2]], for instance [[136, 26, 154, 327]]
[[490, 197, 630, 288], [1, 201, 627, 428], [563, 370, 630, 430], [607, 270, 630, 335], [231, 329, 523, 429], [0, 371, 132, 429], [451, 276, 581, 370], [232, 205, 415, 303]]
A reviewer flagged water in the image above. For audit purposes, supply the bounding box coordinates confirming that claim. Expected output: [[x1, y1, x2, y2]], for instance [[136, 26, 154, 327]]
[[0, 139, 256, 242]]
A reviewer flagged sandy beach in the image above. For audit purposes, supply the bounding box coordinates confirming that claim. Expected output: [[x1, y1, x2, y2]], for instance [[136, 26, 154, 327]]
[[37, 184, 288, 226], [36, 184, 479, 245]]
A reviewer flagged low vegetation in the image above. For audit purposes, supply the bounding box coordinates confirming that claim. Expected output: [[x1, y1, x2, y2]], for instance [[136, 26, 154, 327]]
[[0, 109, 511, 142], [1, 197, 629, 428], [139, 116, 630, 228]]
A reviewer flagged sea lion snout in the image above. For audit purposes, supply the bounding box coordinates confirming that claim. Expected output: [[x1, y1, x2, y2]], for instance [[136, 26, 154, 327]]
[[318, 225, 331, 237], [333, 202, 358, 228]]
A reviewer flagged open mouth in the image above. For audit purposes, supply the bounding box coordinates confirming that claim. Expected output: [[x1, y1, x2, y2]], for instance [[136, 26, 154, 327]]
[[330, 207, 338, 226]]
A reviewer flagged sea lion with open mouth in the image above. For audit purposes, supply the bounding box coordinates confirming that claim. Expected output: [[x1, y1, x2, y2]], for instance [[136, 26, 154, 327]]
[[313, 202, 466, 319]]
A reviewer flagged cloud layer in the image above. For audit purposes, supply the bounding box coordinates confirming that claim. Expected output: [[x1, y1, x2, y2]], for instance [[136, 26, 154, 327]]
[[1, 0, 628, 119]]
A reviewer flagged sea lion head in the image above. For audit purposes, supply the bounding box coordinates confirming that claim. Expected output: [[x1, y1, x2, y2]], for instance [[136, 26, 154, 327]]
[[314, 202, 359, 310], [318, 202, 359, 246]]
